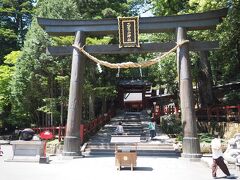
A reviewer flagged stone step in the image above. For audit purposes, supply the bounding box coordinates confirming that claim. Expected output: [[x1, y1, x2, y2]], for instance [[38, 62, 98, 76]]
[[82, 149, 180, 157], [85, 145, 175, 149], [82, 111, 176, 157], [99, 129, 147, 133], [104, 125, 143, 129], [85, 146, 175, 151], [86, 142, 174, 147], [83, 142, 176, 153]]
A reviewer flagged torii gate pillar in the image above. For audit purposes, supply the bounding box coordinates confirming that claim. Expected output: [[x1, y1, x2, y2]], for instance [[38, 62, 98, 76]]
[[177, 27, 202, 158], [63, 31, 85, 156]]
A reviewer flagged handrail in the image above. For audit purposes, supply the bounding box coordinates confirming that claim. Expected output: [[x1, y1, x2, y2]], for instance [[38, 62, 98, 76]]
[[196, 105, 240, 121], [152, 105, 240, 121], [32, 110, 115, 143]]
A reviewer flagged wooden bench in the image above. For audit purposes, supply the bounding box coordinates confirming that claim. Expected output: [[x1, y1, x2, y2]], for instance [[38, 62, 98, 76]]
[[111, 135, 140, 171]]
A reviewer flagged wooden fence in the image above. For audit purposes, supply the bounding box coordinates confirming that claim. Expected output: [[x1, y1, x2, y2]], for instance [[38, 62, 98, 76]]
[[32, 110, 115, 143], [152, 104, 240, 122]]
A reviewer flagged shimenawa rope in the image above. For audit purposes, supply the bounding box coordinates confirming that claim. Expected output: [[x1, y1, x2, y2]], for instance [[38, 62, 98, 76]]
[[72, 40, 189, 69]]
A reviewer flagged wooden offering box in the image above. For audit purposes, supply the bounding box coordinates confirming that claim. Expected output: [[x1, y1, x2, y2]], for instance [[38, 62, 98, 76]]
[[111, 135, 140, 171]]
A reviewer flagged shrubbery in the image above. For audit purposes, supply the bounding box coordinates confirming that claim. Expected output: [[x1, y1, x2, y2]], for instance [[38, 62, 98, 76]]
[[160, 114, 182, 134]]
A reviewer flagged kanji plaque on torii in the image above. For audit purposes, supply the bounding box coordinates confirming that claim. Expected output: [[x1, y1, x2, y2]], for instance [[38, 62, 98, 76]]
[[118, 17, 140, 48]]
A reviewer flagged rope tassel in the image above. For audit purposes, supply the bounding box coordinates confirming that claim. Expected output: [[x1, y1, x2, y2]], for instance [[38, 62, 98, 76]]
[[116, 66, 120, 77], [139, 66, 142, 77], [97, 63, 102, 73]]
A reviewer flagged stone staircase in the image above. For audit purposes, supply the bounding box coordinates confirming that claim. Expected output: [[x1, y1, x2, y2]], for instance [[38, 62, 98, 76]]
[[81, 110, 181, 157]]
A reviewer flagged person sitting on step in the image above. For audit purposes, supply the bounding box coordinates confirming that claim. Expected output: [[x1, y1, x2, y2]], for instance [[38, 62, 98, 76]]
[[115, 122, 124, 135]]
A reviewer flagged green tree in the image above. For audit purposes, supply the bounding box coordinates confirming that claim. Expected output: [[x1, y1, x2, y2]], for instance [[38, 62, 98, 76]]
[[0, 0, 35, 62], [75, 0, 143, 19], [9, 0, 147, 129], [215, 0, 240, 82], [0, 51, 20, 112], [148, 0, 240, 107], [11, 0, 80, 127], [36, 0, 79, 19], [0, 51, 21, 129], [150, 0, 189, 16], [187, 0, 240, 106]]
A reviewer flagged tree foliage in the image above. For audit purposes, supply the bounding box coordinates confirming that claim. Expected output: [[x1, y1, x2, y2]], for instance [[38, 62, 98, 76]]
[[0, 51, 20, 112], [0, 51, 21, 129], [10, 0, 80, 127], [6, 0, 144, 128], [148, 0, 240, 106], [0, 0, 35, 63]]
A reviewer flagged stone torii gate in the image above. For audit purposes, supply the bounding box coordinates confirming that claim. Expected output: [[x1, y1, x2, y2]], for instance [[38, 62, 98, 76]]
[[37, 8, 228, 158]]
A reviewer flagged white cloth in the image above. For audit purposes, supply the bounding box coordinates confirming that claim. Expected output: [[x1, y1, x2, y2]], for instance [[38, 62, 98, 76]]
[[211, 138, 223, 159]]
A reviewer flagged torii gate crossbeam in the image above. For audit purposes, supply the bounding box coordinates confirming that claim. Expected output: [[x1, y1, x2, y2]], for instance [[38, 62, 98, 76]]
[[38, 8, 227, 35]]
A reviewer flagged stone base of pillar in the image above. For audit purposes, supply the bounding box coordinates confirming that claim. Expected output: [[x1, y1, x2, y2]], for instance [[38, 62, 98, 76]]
[[62, 151, 82, 156], [62, 136, 81, 156], [61, 154, 84, 160], [181, 137, 202, 158]]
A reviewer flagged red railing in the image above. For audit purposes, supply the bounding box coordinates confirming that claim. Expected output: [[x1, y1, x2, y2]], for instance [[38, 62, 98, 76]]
[[79, 110, 114, 143], [195, 105, 240, 121], [152, 105, 179, 119], [152, 104, 240, 122], [33, 126, 65, 142], [32, 110, 115, 143]]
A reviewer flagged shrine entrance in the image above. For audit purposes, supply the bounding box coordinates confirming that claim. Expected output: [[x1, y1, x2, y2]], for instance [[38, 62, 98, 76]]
[[116, 79, 152, 112], [38, 8, 228, 158]]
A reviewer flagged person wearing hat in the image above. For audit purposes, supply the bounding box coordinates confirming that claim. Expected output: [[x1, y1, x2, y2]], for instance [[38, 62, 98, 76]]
[[211, 132, 234, 179]]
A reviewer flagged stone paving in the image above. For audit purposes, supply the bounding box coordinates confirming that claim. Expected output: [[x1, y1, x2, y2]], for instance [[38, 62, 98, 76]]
[[0, 144, 239, 180], [1, 111, 239, 180]]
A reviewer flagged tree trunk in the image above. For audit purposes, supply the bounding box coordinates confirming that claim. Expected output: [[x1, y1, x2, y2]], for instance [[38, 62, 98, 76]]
[[236, 40, 240, 70], [197, 51, 214, 108], [102, 97, 107, 114], [60, 86, 64, 125], [50, 76, 54, 126], [89, 94, 95, 120]]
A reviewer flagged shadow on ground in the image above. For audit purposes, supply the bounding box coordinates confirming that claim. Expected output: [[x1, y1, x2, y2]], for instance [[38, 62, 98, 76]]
[[118, 166, 153, 171]]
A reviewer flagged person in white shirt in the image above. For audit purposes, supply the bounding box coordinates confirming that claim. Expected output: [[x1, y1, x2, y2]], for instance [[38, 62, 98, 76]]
[[115, 122, 124, 135], [211, 132, 233, 179]]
